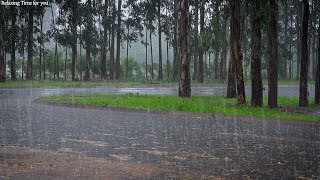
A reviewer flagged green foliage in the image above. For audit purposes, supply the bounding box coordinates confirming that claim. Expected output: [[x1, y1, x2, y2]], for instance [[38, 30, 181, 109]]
[[40, 94, 320, 121]]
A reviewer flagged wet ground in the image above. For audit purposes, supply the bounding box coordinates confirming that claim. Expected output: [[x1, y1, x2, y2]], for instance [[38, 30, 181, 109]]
[[0, 86, 319, 179]]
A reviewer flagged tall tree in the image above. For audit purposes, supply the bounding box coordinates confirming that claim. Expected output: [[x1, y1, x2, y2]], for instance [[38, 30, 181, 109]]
[[0, 6, 5, 82], [197, 0, 205, 83], [101, 0, 108, 80], [110, 1, 116, 80], [179, 0, 191, 98], [299, 0, 309, 107], [230, 0, 245, 104], [10, 6, 17, 81], [172, 0, 179, 81], [26, 6, 34, 80], [268, 0, 278, 108], [158, 0, 163, 80], [316, 24, 320, 104], [115, 0, 122, 79], [193, 0, 199, 80], [250, 0, 263, 107], [83, 0, 94, 81]]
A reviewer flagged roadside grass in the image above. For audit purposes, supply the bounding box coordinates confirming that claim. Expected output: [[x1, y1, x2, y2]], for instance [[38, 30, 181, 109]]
[[0, 79, 313, 88], [40, 94, 320, 121]]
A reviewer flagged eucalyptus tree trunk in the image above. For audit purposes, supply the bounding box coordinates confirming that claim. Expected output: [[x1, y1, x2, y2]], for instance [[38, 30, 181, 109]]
[[197, 0, 205, 83], [150, 29, 154, 79], [268, 0, 278, 108], [115, 0, 121, 80], [0, 5, 5, 82], [101, 0, 108, 80], [178, 0, 191, 98], [230, 0, 245, 104], [251, 0, 263, 107], [172, 0, 179, 81], [145, 28, 148, 78], [193, 0, 198, 80], [315, 26, 320, 104], [110, 1, 116, 80], [71, 0, 78, 81], [27, 6, 34, 80], [10, 6, 17, 81], [299, 0, 309, 107], [158, 0, 163, 80]]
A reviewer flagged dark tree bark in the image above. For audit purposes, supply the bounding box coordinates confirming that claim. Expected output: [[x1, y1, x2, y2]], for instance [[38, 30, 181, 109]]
[[178, 0, 191, 98], [39, 13, 44, 81], [115, 0, 121, 80], [299, 0, 309, 107], [158, 0, 163, 80], [101, 0, 108, 80], [197, 0, 205, 83], [84, 0, 93, 81], [126, 25, 129, 79], [0, 5, 5, 82], [71, 0, 78, 81], [150, 29, 154, 79], [250, 1, 263, 107], [268, 0, 278, 108], [230, 0, 245, 104], [193, 0, 198, 80], [110, 2, 116, 80], [10, 6, 17, 81], [227, 16, 236, 98], [65, 48, 67, 80], [296, 0, 302, 80], [173, 0, 179, 81], [315, 26, 320, 104], [27, 6, 34, 80], [145, 28, 148, 78]]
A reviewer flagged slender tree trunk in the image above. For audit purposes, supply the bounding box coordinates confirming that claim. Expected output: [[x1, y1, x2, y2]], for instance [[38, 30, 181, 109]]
[[227, 18, 236, 98], [71, 1, 78, 81], [283, 0, 288, 79], [0, 5, 5, 82], [251, 0, 263, 107], [27, 6, 33, 80], [126, 25, 129, 79], [193, 0, 198, 80], [268, 0, 278, 108], [65, 48, 67, 81], [115, 0, 121, 79], [197, 0, 205, 83], [172, 0, 179, 81], [296, 0, 302, 80], [79, 26, 82, 80], [110, 2, 115, 80], [158, 0, 163, 80], [150, 29, 154, 79], [178, 0, 191, 98], [101, 0, 108, 80], [230, 0, 245, 104], [315, 25, 320, 104], [10, 6, 16, 81], [145, 28, 148, 78], [299, 0, 309, 107], [52, 5, 57, 80], [39, 13, 43, 81]]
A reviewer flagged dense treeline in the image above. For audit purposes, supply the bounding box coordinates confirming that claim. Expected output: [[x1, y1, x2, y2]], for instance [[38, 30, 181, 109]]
[[0, 0, 319, 107]]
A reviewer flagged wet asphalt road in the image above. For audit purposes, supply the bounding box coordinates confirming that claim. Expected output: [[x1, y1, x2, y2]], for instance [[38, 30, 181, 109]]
[[0, 86, 319, 179]]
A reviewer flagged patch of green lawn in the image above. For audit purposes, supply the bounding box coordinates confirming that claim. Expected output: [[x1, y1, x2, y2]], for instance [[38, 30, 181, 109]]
[[40, 94, 320, 121]]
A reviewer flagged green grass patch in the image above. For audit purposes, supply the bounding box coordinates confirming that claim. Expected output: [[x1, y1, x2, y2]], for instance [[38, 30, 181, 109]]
[[39, 94, 320, 121]]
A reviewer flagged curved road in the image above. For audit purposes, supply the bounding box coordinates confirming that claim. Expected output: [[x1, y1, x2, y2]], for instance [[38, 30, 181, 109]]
[[0, 86, 319, 179]]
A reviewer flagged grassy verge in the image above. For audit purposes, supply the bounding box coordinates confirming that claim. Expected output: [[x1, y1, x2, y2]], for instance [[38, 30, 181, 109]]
[[39, 94, 320, 121]]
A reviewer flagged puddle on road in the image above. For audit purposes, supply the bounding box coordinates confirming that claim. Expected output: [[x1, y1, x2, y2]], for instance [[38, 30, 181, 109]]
[[60, 138, 108, 147]]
